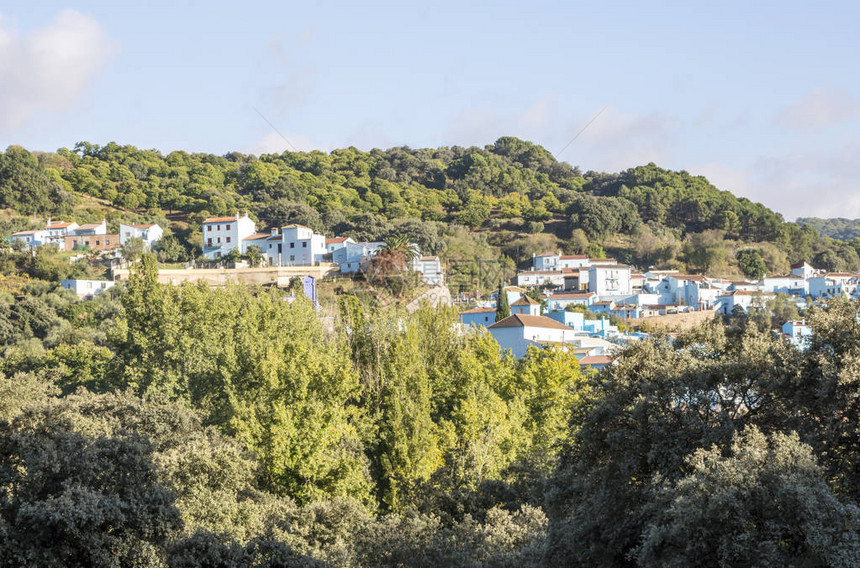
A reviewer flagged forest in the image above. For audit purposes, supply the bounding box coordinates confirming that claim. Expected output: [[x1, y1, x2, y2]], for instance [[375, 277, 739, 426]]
[[1, 250, 860, 566], [3, 138, 860, 288]]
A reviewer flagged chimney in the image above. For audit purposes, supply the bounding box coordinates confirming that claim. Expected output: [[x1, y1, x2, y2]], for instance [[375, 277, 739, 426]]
[[235, 212, 240, 220], [270, 228, 278, 236]]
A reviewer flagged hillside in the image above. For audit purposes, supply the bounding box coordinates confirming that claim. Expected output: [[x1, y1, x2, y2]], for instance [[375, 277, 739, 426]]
[[1, 138, 858, 288], [798, 217, 860, 241]]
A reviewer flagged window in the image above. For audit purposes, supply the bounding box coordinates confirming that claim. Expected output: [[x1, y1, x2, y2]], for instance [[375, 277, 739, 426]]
[[226, 224, 231, 231], [226, 237, 231, 243], [277, 244, 282, 253], [217, 225, 221, 231], [302, 242, 307, 248], [216, 252, 221, 258], [207, 226, 212, 232], [207, 238, 212, 246], [217, 237, 221, 243], [290, 255, 295, 261], [290, 242, 295, 249]]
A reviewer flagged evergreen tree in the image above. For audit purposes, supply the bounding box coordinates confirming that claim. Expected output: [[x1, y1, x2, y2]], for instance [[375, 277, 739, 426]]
[[496, 285, 511, 319]]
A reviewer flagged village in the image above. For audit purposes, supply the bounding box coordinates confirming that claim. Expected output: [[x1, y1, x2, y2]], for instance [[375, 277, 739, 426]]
[[11, 215, 835, 372]]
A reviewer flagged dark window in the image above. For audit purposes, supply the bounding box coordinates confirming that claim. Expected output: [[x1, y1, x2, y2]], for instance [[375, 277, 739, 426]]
[[302, 242, 307, 248], [278, 244, 282, 253], [217, 225, 220, 231], [290, 255, 295, 261], [207, 238, 212, 246], [226, 224, 231, 231], [217, 237, 221, 243], [290, 242, 295, 248], [226, 237, 231, 243]]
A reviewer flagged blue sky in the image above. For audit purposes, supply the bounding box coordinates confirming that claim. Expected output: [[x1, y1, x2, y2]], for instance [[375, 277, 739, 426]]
[[2, 1, 859, 219]]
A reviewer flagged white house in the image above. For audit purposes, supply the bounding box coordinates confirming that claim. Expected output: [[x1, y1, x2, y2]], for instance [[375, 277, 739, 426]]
[[240, 231, 273, 259], [11, 229, 48, 249], [326, 236, 355, 254], [201, 213, 256, 259], [279, 224, 327, 266], [459, 307, 497, 327], [762, 274, 808, 295], [532, 251, 560, 271], [119, 223, 164, 247], [60, 279, 116, 297], [511, 295, 541, 316], [808, 273, 860, 299], [332, 241, 376, 274], [559, 255, 590, 270], [588, 264, 632, 296], [412, 256, 444, 286], [487, 313, 580, 359], [543, 291, 596, 312], [75, 220, 107, 236], [515, 270, 565, 288], [716, 291, 775, 315], [782, 320, 812, 349], [790, 261, 818, 279], [43, 220, 79, 250]]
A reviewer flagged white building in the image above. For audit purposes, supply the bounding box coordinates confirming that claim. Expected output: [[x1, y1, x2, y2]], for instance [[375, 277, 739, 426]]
[[326, 236, 355, 254], [808, 273, 860, 299], [487, 313, 580, 359], [559, 255, 590, 270], [76, 220, 107, 236], [60, 279, 116, 297], [588, 264, 632, 296], [511, 295, 541, 316], [532, 251, 560, 271], [11, 229, 48, 249], [543, 291, 596, 312], [412, 256, 444, 286], [790, 261, 818, 279], [716, 291, 776, 315], [762, 274, 808, 295], [201, 213, 256, 259], [119, 223, 164, 247], [279, 224, 327, 266], [459, 307, 497, 328], [44, 220, 79, 250], [515, 270, 565, 288]]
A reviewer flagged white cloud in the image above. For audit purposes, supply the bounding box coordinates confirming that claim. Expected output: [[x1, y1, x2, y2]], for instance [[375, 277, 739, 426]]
[[774, 87, 860, 131], [0, 10, 117, 130]]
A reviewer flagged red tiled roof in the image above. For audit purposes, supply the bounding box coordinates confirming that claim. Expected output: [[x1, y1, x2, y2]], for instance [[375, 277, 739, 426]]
[[326, 237, 350, 244], [488, 314, 572, 330], [512, 295, 540, 305], [46, 221, 74, 228], [560, 254, 587, 260], [243, 233, 271, 241], [129, 223, 156, 229]]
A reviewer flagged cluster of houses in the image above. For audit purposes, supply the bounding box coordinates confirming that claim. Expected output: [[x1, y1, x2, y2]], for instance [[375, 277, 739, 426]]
[[458, 251, 851, 368], [11, 219, 163, 252], [200, 212, 444, 285]]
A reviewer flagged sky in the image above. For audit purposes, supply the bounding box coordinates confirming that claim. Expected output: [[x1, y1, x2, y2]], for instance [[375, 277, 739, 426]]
[[1, 1, 858, 220]]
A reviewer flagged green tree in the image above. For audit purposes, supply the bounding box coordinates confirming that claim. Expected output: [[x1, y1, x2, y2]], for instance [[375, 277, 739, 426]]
[[496, 285, 511, 319], [737, 247, 767, 279], [636, 427, 860, 568]]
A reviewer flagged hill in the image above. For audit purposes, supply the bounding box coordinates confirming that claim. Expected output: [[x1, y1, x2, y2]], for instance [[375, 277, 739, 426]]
[[798, 217, 860, 241], [1, 138, 857, 288]]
